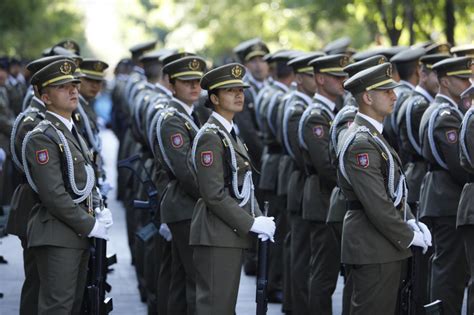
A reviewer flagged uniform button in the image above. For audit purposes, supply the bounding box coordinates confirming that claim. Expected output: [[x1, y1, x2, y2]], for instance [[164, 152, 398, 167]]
[[74, 157, 77, 161], [244, 161, 249, 166], [233, 229, 237, 232]]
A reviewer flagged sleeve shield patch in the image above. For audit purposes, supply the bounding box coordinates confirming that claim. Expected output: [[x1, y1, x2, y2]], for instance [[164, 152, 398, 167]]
[[445, 130, 458, 143], [356, 153, 369, 168], [313, 125, 324, 138], [201, 151, 213, 167], [171, 133, 184, 148], [36, 149, 49, 165]]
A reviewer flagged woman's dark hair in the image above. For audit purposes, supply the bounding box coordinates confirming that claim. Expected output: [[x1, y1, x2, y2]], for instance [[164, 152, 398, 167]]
[[205, 89, 218, 109]]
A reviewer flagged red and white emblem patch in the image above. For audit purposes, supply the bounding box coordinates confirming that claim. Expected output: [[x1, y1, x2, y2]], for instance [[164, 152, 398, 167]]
[[356, 153, 369, 168], [36, 149, 49, 165], [313, 125, 324, 138], [446, 130, 458, 143], [201, 151, 213, 167], [170, 133, 184, 148]]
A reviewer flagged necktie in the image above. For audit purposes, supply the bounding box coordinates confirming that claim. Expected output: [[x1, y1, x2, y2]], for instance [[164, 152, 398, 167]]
[[230, 127, 237, 141], [191, 110, 200, 127], [71, 125, 81, 144]]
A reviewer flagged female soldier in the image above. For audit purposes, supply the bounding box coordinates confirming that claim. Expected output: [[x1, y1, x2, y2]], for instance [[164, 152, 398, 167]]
[[190, 63, 276, 315]]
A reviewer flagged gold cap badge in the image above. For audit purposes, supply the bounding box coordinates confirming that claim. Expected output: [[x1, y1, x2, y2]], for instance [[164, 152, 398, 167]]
[[231, 65, 243, 78], [189, 59, 200, 71], [60, 62, 72, 75]]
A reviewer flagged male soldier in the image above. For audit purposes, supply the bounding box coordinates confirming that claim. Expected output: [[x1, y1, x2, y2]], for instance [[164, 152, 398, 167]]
[[22, 59, 112, 314], [281, 51, 322, 314], [256, 50, 296, 302], [325, 54, 388, 315], [418, 56, 472, 314], [457, 84, 474, 315], [384, 47, 426, 154], [6, 55, 66, 315], [75, 59, 109, 188], [233, 38, 269, 169], [338, 62, 431, 314], [116, 41, 156, 258], [233, 39, 270, 276], [138, 49, 177, 315], [157, 56, 207, 314], [397, 49, 451, 212], [298, 54, 347, 314]]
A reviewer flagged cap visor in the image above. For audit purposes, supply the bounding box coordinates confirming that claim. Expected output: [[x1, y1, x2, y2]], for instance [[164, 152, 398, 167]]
[[215, 82, 250, 89], [375, 81, 400, 90], [176, 75, 203, 81], [326, 71, 348, 77], [49, 77, 81, 86], [453, 73, 473, 79], [82, 74, 105, 81]]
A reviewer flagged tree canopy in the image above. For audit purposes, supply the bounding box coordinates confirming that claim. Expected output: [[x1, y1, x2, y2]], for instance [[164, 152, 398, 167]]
[[0, 0, 472, 63]]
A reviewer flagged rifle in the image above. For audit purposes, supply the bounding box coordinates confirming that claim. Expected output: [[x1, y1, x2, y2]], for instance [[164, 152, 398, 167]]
[[256, 201, 270, 315], [117, 154, 159, 214], [118, 153, 160, 310], [85, 198, 113, 314], [400, 203, 431, 315]]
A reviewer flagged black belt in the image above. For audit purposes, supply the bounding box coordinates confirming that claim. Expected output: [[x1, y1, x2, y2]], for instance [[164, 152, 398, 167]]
[[347, 199, 404, 212], [346, 200, 363, 211]]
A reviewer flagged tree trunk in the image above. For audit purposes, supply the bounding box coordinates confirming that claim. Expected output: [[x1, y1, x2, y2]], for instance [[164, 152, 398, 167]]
[[445, 0, 455, 45]]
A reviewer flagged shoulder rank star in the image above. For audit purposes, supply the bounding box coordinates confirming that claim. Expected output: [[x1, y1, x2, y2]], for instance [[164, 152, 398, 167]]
[[201, 151, 213, 167], [445, 130, 458, 143], [36, 149, 49, 165], [356, 153, 369, 168], [170, 133, 184, 148]]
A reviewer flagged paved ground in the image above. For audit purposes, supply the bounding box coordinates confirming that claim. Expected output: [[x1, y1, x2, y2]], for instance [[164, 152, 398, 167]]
[[2, 129, 466, 314]]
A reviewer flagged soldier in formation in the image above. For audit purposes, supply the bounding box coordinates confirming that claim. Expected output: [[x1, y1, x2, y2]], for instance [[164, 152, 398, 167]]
[[4, 33, 474, 315]]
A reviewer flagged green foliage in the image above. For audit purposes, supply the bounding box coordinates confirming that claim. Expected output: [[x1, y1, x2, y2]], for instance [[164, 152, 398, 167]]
[[128, 0, 472, 60], [0, 0, 85, 59]]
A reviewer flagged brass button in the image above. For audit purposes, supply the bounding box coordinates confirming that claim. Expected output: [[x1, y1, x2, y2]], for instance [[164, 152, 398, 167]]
[[74, 157, 77, 161], [244, 161, 249, 166]]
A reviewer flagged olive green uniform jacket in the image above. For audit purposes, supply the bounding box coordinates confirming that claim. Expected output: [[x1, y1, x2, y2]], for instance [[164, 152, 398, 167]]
[[24, 112, 97, 249], [190, 115, 262, 248], [338, 115, 414, 264]]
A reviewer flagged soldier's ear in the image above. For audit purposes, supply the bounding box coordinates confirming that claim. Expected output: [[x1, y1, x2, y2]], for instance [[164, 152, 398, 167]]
[[362, 91, 372, 105], [210, 93, 219, 105], [40, 91, 51, 105]]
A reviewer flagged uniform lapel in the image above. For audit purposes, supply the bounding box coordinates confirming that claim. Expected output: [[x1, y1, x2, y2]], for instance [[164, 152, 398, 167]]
[[45, 112, 83, 154], [208, 116, 250, 161], [355, 115, 403, 167]]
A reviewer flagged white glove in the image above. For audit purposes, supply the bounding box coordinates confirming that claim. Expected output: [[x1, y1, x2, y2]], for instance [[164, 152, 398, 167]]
[[417, 221, 432, 247], [409, 230, 428, 254], [159, 223, 172, 241], [250, 216, 276, 239], [88, 220, 110, 241], [407, 219, 432, 247], [94, 207, 113, 228], [258, 233, 275, 243]]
